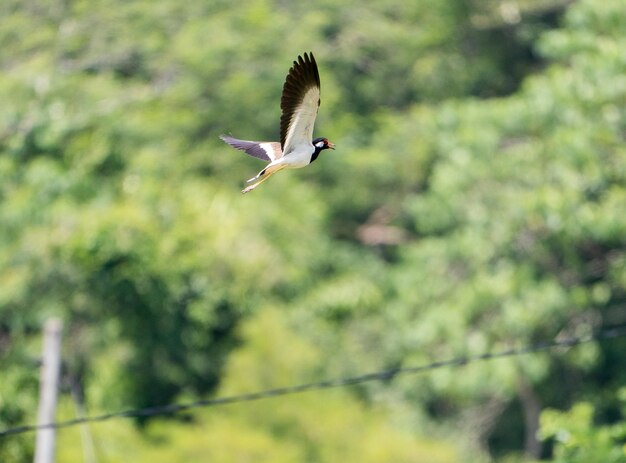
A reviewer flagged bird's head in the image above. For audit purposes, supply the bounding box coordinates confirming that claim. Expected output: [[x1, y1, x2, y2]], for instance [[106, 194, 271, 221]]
[[313, 137, 336, 152]]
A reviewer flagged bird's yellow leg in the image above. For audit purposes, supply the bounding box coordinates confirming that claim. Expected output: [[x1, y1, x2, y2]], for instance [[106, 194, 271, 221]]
[[241, 164, 285, 193], [242, 173, 272, 193]]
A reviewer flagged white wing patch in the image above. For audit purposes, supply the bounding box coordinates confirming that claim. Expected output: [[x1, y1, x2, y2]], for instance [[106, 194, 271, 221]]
[[259, 142, 280, 161]]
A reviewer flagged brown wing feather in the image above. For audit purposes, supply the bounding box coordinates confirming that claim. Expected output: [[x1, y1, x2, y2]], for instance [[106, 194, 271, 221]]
[[279, 52, 321, 151]]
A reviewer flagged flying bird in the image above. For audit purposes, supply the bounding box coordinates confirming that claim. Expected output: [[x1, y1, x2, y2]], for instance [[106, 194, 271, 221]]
[[220, 52, 335, 193]]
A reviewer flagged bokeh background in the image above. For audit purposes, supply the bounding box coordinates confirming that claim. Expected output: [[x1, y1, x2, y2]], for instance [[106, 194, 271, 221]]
[[2, 0, 626, 461]]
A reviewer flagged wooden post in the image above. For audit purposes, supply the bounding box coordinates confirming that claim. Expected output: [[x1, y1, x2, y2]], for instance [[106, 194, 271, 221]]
[[34, 318, 63, 463]]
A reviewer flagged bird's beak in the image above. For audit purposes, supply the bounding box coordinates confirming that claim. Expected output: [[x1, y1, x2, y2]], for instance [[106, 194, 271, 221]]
[[328, 142, 336, 150]]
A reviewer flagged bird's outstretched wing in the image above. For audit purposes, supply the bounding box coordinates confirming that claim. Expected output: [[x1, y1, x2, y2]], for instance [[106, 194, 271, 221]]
[[219, 135, 282, 162], [280, 52, 321, 155]]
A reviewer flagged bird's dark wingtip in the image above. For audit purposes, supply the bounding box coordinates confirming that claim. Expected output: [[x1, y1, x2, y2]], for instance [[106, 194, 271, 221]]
[[296, 51, 315, 65]]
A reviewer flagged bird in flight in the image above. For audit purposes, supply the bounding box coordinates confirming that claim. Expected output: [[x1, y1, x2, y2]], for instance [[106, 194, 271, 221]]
[[220, 52, 335, 193]]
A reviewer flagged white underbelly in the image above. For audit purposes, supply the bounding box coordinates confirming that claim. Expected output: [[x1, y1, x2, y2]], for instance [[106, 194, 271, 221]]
[[281, 145, 314, 169]]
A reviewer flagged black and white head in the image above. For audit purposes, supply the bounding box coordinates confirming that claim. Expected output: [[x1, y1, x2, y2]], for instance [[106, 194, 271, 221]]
[[310, 137, 335, 163], [313, 137, 335, 153]]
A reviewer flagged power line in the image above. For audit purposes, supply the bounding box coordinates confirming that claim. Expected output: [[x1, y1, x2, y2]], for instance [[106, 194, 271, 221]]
[[1, 324, 625, 438]]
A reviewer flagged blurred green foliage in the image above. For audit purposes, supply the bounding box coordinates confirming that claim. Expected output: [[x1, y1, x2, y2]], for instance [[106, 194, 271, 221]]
[[1, 0, 626, 461], [539, 397, 626, 463]]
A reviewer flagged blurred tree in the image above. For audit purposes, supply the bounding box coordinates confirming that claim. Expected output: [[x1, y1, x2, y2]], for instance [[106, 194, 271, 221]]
[[1, 0, 624, 461], [56, 309, 461, 463], [305, 0, 626, 459], [539, 399, 626, 463]]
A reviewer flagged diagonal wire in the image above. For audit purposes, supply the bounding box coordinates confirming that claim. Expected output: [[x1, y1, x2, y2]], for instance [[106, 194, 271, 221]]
[[1, 324, 625, 438]]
